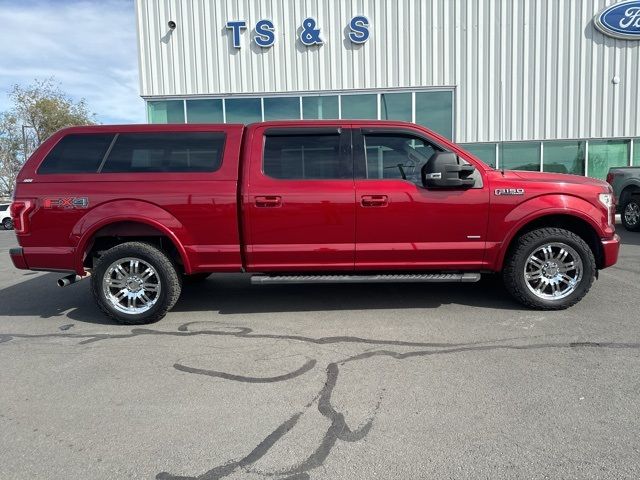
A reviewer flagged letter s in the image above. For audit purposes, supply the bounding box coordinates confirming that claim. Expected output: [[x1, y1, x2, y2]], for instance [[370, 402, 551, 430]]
[[348, 15, 370, 44], [254, 19, 276, 47]]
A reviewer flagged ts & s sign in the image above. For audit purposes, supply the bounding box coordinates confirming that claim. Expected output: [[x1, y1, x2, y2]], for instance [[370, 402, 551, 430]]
[[595, 1, 640, 39]]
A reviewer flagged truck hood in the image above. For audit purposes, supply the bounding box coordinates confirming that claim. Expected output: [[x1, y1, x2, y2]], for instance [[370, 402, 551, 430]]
[[507, 170, 610, 189]]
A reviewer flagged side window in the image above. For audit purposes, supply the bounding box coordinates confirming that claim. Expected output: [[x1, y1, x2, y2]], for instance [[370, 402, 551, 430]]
[[263, 132, 350, 180], [101, 132, 225, 173], [363, 133, 439, 184], [38, 134, 115, 174]]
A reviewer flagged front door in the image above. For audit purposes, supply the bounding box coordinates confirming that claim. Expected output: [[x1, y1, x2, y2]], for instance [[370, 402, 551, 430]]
[[243, 125, 355, 271], [353, 127, 490, 270]]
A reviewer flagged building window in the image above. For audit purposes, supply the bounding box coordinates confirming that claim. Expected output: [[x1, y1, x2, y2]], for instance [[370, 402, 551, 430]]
[[459, 143, 496, 168], [500, 142, 541, 171], [148, 100, 185, 123], [588, 139, 629, 179], [415, 91, 453, 140], [263, 97, 301, 120], [224, 98, 262, 124], [341, 94, 377, 119], [186, 99, 223, 123], [543, 141, 585, 175], [380, 93, 412, 122], [302, 96, 339, 119], [633, 139, 640, 166]]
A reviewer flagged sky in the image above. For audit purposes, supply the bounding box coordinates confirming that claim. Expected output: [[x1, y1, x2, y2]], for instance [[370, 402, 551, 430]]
[[0, 0, 144, 124]]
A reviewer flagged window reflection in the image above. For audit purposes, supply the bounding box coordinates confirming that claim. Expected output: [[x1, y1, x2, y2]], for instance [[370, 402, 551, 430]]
[[186, 99, 223, 123], [225, 98, 262, 124], [415, 91, 453, 139], [302, 96, 339, 119], [148, 101, 185, 123], [341, 94, 377, 119], [263, 97, 301, 120], [543, 141, 585, 175]]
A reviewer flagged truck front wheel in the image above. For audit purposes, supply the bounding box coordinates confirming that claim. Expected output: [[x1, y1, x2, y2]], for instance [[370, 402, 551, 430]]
[[621, 197, 640, 231], [91, 241, 182, 324], [502, 228, 596, 310]]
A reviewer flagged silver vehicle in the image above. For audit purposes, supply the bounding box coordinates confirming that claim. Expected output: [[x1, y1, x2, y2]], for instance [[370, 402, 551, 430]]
[[607, 167, 640, 232], [0, 204, 13, 230]]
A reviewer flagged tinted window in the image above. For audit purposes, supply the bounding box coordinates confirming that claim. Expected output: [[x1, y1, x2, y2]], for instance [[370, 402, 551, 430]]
[[341, 94, 377, 119], [302, 96, 339, 119], [415, 91, 454, 139], [263, 133, 349, 180], [225, 98, 262, 124], [263, 97, 301, 120], [459, 143, 497, 168], [500, 142, 541, 171], [0, 204, 8, 212], [38, 134, 115, 174], [364, 133, 438, 184], [101, 132, 225, 173]]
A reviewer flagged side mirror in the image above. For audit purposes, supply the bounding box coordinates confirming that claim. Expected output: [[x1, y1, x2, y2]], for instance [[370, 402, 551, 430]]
[[421, 152, 476, 189]]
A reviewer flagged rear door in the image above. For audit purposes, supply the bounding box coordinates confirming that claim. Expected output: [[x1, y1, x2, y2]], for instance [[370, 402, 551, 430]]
[[242, 125, 355, 271], [353, 127, 490, 270]]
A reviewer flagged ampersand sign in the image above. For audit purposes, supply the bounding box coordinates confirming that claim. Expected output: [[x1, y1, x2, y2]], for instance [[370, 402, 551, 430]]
[[299, 17, 323, 45]]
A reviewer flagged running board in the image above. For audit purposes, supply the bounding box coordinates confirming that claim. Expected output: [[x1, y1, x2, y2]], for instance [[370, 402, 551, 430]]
[[250, 273, 481, 285]]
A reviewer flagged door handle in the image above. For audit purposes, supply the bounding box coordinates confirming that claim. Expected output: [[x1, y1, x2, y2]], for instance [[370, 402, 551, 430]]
[[255, 195, 282, 208], [361, 195, 388, 207]]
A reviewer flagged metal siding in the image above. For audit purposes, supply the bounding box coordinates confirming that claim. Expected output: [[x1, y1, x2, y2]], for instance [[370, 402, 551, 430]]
[[136, 0, 640, 142]]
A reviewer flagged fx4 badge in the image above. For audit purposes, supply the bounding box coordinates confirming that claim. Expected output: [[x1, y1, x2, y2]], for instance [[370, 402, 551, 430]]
[[43, 197, 89, 209], [494, 188, 525, 196]]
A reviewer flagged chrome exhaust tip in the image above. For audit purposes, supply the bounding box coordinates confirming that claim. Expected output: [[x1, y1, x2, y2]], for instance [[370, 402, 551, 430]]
[[57, 274, 83, 287]]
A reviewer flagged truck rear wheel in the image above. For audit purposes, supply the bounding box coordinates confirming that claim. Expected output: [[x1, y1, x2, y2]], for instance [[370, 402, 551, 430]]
[[91, 241, 181, 325], [502, 228, 595, 310]]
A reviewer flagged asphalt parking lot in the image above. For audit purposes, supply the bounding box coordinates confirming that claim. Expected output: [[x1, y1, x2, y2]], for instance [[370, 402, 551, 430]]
[[0, 227, 639, 480]]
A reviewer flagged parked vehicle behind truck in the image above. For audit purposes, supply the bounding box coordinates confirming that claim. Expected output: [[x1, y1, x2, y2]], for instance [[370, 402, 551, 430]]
[[9, 121, 619, 324], [607, 166, 640, 231]]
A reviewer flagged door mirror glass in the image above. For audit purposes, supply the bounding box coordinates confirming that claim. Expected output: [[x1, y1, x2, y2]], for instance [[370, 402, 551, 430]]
[[421, 152, 476, 189]]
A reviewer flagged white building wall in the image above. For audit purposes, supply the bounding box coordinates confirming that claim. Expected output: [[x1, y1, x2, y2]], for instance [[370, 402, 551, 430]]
[[135, 0, 640, 143]]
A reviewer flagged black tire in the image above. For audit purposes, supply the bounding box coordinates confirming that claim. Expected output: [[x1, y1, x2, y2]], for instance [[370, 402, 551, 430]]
[[2, 218, 12, 230], [502, 227, 596, 310], [183, 272, 211, 283], [91, 242, 181, 325], [621, 197, 640, 232]]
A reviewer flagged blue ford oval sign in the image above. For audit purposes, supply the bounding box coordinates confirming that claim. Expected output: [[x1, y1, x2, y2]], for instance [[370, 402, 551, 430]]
[[595, 1, 640, 40]]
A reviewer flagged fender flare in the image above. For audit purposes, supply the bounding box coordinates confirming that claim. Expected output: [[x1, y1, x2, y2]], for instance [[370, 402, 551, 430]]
[[495, 197, 604, 271], [619, 180, 640, 200], [71, 200, 193, 274]]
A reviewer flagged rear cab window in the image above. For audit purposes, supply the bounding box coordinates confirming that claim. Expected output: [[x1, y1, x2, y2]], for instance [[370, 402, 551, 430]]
[[262, 128, 352, 180], [37, 132, 226, 175]]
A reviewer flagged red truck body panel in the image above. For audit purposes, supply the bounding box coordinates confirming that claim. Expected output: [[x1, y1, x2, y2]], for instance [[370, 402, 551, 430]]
[[10, 120, 619, 277]]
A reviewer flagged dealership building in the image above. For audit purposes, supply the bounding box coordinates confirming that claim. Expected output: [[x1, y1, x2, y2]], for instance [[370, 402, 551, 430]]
[[135, 0, 640, 179]]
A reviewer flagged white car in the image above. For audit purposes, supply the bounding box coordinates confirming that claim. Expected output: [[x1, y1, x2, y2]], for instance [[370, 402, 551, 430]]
[[0, 204, 13, 230]]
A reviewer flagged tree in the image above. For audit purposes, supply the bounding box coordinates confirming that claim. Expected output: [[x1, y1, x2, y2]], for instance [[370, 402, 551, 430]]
[[0, 113, 23, 196], [0, 78, 96, 196]]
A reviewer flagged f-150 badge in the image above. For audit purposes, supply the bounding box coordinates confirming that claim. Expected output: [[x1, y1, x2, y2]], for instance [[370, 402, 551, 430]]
[[494, 188, 525, 196]]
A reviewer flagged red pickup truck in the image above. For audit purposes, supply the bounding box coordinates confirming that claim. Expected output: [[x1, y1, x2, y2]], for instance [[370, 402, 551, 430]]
[[9, 121, 620, 324]]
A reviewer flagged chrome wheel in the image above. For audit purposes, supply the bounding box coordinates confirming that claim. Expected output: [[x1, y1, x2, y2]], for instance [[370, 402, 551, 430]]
[[102, 257, 161, 315], [624, 201, 640, 227], [524, 242, 583, 300]]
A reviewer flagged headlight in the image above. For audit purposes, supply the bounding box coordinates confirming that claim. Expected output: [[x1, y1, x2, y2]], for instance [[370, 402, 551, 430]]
[[598, 193, 615, 226], [598, 193, 613, 209]]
